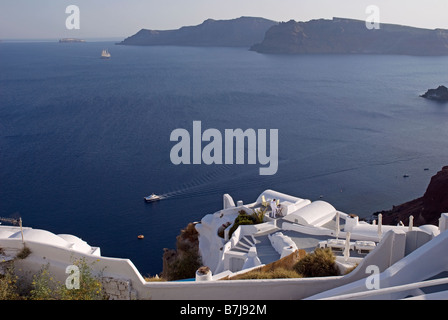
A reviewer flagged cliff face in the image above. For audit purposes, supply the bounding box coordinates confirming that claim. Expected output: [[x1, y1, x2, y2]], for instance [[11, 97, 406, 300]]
[[380, 166, 448, 226], [161, 222, 201, 281], [118, 16, 277, 47], [251, 17, 448, 55]]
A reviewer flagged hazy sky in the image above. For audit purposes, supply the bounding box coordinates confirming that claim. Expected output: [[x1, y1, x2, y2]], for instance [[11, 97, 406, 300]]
[[1, 0, 448, 40]]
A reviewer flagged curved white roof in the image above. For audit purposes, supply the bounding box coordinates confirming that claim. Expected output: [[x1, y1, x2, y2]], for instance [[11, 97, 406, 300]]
[[256, 189, 306, 204], [58, 234, 93, 253], [0, 230, 15, 239], [418, 224, 440, 236], [9, 229, 71, 248], [283, 200, 337, 226]]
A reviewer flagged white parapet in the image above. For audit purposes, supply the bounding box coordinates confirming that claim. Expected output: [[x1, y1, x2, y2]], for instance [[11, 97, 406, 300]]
[[439, 213, 448, 233], [268, 232, 298, 258], [223, 194, 235, 209], [242, 246, 262, 270]]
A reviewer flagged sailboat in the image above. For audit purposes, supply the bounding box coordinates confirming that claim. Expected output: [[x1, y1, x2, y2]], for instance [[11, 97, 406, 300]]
[[101, 49, 111, 59]]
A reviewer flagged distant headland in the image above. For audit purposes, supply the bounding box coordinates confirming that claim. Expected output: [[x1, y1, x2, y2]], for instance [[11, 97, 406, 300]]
[[119, 16, 448, 56], [250, 17, 448, 55], [117, 16, 277, 47]]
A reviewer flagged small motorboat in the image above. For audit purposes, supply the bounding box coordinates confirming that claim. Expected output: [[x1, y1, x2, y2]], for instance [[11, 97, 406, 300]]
[[144, 193, 161, 202], [137, 235, 144, 239]]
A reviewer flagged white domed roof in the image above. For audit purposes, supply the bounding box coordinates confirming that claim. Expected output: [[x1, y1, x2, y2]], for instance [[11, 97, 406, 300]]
[[58, 234, 92, 253], [9, 229, 70, 248], [0, 230, 15, 239], [283, 200, 336, 226], [419, 224, 440, 236]]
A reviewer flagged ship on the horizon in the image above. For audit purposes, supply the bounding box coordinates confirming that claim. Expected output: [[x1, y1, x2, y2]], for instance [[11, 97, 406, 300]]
[[101, 49, 111, 59], [59, 38, 86, 43]]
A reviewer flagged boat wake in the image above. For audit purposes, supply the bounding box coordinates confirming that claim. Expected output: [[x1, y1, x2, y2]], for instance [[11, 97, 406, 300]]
[[150, 159, 290, 202], [154, 164, 250, 201]]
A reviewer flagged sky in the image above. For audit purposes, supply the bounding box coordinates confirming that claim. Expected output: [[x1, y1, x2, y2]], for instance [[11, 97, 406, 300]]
[[1, 0, 448, 40]]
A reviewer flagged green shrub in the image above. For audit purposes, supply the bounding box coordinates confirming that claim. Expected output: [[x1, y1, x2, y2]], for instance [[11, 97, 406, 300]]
[[58, 258, 106, 300], [250, 207, 267, 224], [0, 265, 20, 300], [29, 264, 57, 300], [228, 208, 267, 238], [29, 259, 107, 300], [228, 211, 257, 238], [293, 248, 339, 277]]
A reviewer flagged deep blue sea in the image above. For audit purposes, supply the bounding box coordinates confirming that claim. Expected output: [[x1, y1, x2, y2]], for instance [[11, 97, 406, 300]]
[[1, 41, 448, 276]]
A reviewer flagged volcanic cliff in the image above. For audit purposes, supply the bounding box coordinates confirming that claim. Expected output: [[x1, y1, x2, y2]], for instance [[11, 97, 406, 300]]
[[251, 17, 448, 56], [118, 16, 277, 47], [378, 166, 448, 226]]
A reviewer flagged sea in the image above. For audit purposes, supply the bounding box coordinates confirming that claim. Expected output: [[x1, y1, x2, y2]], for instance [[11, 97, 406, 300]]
[[1, 41, 448, 277]]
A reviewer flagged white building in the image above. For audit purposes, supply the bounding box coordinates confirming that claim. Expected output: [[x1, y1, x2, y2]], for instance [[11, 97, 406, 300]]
[[1, 190, 447, 300]]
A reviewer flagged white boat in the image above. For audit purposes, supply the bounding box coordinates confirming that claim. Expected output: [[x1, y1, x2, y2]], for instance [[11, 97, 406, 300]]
[[101, 49, 111, 59], [144, 194, 161, 202]]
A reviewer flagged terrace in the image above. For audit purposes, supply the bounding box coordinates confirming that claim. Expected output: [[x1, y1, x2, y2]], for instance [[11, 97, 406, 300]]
[[197, 189, 439, 278]]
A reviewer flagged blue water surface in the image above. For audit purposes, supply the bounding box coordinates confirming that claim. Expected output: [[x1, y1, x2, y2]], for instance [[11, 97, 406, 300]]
[[1, 41, 448, 276]]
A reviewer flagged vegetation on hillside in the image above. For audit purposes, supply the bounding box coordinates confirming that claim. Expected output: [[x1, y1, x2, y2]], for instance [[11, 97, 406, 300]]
[[228, 247, 345, 280], [161, 222, 202, 281], [228, 208, 267, 238], [0, 256, 107, 300]]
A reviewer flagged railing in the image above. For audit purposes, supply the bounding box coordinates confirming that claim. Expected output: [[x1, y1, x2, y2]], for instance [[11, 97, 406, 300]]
[[318, 277, 448, 300]]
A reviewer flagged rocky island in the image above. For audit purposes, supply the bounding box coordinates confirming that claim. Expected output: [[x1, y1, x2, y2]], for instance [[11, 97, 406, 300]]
[[420, 85, 448, 101], [117, 16, 277, 47], [250, 17, 448, 56]]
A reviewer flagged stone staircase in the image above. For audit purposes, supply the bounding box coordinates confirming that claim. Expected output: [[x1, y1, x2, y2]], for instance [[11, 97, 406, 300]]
[[228, 233, 282, 266], [229, 235, 258, 254]]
